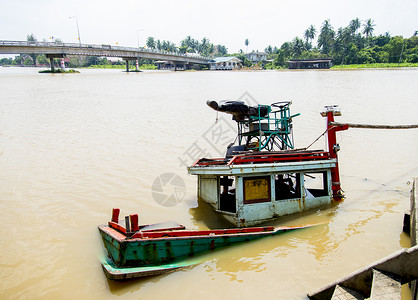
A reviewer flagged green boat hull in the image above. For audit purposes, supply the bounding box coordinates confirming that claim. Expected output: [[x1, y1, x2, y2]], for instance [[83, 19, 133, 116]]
[[98, 224, 312, 269]]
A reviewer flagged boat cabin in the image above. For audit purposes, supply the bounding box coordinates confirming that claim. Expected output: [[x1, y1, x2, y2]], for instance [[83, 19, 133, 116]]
[[188, 151, 335, 227], [188, 101, 343, 227]]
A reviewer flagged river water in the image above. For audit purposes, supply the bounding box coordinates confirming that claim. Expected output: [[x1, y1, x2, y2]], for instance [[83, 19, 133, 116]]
[[0, 67, 417, 299]]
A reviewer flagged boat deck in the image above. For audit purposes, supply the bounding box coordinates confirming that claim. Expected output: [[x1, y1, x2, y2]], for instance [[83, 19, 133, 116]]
[[191, 150, 330, 167]]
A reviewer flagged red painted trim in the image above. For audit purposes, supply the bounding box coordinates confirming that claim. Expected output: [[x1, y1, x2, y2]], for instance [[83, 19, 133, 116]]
[[108, 221, 126, 234], [231, 151, 330, 165], [193, 151, 330, 167], [130, 214, 139, 232], [326, 112, 349, 200], [111, 208, 120, 223], [132, 226, 275, 239]]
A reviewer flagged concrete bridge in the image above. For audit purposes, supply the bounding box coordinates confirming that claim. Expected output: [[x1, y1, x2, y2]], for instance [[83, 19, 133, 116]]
[[0, 40, 211, 71]]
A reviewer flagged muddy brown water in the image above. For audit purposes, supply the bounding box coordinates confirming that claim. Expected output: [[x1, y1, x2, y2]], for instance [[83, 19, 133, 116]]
[[0, 67, 417, 299]]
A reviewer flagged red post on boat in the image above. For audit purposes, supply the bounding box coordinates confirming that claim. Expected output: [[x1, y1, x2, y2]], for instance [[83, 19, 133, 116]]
[[111, 208, 120, 223], [322, 106, 349, 200], [130, 214, 139, 232]]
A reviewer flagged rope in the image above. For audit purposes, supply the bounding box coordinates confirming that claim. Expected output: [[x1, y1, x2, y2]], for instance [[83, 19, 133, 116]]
[[330, 122, 418, 129], [304, 127, 334, 150], [304, 121, 418, 151]]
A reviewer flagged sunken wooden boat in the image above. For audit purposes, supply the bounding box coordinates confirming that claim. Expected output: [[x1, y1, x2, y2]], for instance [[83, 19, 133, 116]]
[[98, 208, 317, 280], [187, 102, 348, 227]]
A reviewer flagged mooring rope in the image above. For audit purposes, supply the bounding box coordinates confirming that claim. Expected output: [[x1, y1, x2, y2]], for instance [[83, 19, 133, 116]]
[[305, 121, 418, 150], [304, 127, 333, 150], [329, 122, 418, 129]]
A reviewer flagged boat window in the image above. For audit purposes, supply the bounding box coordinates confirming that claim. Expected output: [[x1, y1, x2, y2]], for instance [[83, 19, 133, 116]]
[[275, 173, 301, 200], [219, 176, 236, 213], [243, 176, 271, 204], [304, 172, 328, 198]]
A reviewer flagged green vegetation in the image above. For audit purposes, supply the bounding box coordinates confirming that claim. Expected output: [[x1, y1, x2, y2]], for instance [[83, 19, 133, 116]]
[[1, 26, 417, 70], [331, 62, 418, 69], [264, 18, 418, 69], [39, 69, 79, 73], [146, 35, 228, 57]]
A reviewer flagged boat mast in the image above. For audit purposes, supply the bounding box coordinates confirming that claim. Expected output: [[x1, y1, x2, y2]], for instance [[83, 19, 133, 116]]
[[322, 106, 348, 200]]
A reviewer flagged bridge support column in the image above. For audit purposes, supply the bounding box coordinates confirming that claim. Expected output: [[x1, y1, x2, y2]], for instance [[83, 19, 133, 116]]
[[125, 59, 129, 72], [46, 54, 66, 73], [49, 57, 55, 72], [60, 58, 66, 71], [135, 59, 139, 71]]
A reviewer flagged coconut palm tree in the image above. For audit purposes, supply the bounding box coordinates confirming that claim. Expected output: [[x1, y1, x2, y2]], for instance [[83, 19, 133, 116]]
[[304, 25, 316, 46], [362, 19, 376, 38], [349, 18, 361, 34], [292, 37, 304, 58], [245, 39, 249, 53], [318, 19, 335, 55]]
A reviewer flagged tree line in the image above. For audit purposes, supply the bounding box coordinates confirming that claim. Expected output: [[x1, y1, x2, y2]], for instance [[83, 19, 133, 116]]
[[145, 35, 228, 57], [263, 18, 418, 68], [1, 21, 417, 68]]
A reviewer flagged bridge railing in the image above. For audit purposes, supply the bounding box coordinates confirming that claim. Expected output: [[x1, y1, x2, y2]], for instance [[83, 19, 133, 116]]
[[0, 40, 211, 61]]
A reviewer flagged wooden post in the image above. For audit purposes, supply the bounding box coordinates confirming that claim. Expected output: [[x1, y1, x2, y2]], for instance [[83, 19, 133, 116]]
[[111, 208, 120, 223], [130, 214, 139, 231], [125, 216, 130, 232]]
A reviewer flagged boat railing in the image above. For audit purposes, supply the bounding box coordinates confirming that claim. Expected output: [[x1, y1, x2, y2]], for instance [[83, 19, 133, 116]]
[[190, 150, 331, 167]]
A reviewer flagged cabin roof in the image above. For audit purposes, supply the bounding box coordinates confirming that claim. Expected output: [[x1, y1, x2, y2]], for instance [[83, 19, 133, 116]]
[[188, 159, 336, 176]]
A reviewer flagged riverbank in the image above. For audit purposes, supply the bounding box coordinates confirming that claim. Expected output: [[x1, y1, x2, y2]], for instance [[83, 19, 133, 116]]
[[331, 62, 418, 69]]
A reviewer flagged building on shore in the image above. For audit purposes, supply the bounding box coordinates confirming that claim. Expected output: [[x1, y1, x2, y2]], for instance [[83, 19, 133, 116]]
[[209, 57, 241, 70], [287, 59, 333, 69], [245, 51, 268, 62]]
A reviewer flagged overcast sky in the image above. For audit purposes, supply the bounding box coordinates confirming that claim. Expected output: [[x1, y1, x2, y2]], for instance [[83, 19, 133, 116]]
[[1, 0, 417, 54]]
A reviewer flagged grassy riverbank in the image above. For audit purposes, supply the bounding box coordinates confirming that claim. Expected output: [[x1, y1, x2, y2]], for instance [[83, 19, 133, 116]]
[[331, 63, 418, 69], [39, 69, 79, 73]]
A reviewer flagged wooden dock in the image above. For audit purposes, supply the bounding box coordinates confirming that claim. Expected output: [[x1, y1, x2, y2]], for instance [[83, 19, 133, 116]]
[[308, 178, 418, 300]]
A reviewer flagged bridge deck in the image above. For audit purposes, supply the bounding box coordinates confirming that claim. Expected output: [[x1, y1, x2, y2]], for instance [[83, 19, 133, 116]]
[[0, 40, 211, 64]]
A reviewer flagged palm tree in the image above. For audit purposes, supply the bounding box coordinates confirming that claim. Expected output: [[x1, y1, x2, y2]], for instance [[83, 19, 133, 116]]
[[318, 19, 335, 55], [146, 36, 156, 49], [265, 45, 273, 55], [362, 19, 375, 38], [305, 25, 316, 45], [349, 18, 361, 34], [245, 39, 249, 53], [292, 37, 304, 58], [304, 29, 311, 44]]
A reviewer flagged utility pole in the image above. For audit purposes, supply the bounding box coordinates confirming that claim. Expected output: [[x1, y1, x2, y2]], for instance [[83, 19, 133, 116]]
[[69, 16, 82, 67]]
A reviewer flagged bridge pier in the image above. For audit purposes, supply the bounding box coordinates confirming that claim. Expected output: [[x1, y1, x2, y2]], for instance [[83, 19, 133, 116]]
[[46, 54, 66, 72], [125, 59, 129, 72]]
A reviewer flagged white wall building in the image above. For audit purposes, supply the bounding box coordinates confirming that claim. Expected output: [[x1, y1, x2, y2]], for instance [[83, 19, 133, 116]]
[[210, 57, 241, 70], [245, 51, 268, 62]]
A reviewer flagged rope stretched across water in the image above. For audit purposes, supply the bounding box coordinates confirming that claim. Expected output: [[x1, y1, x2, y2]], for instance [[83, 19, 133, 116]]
[[329, 122, 418, 129], [305, 122, 418, 150]]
